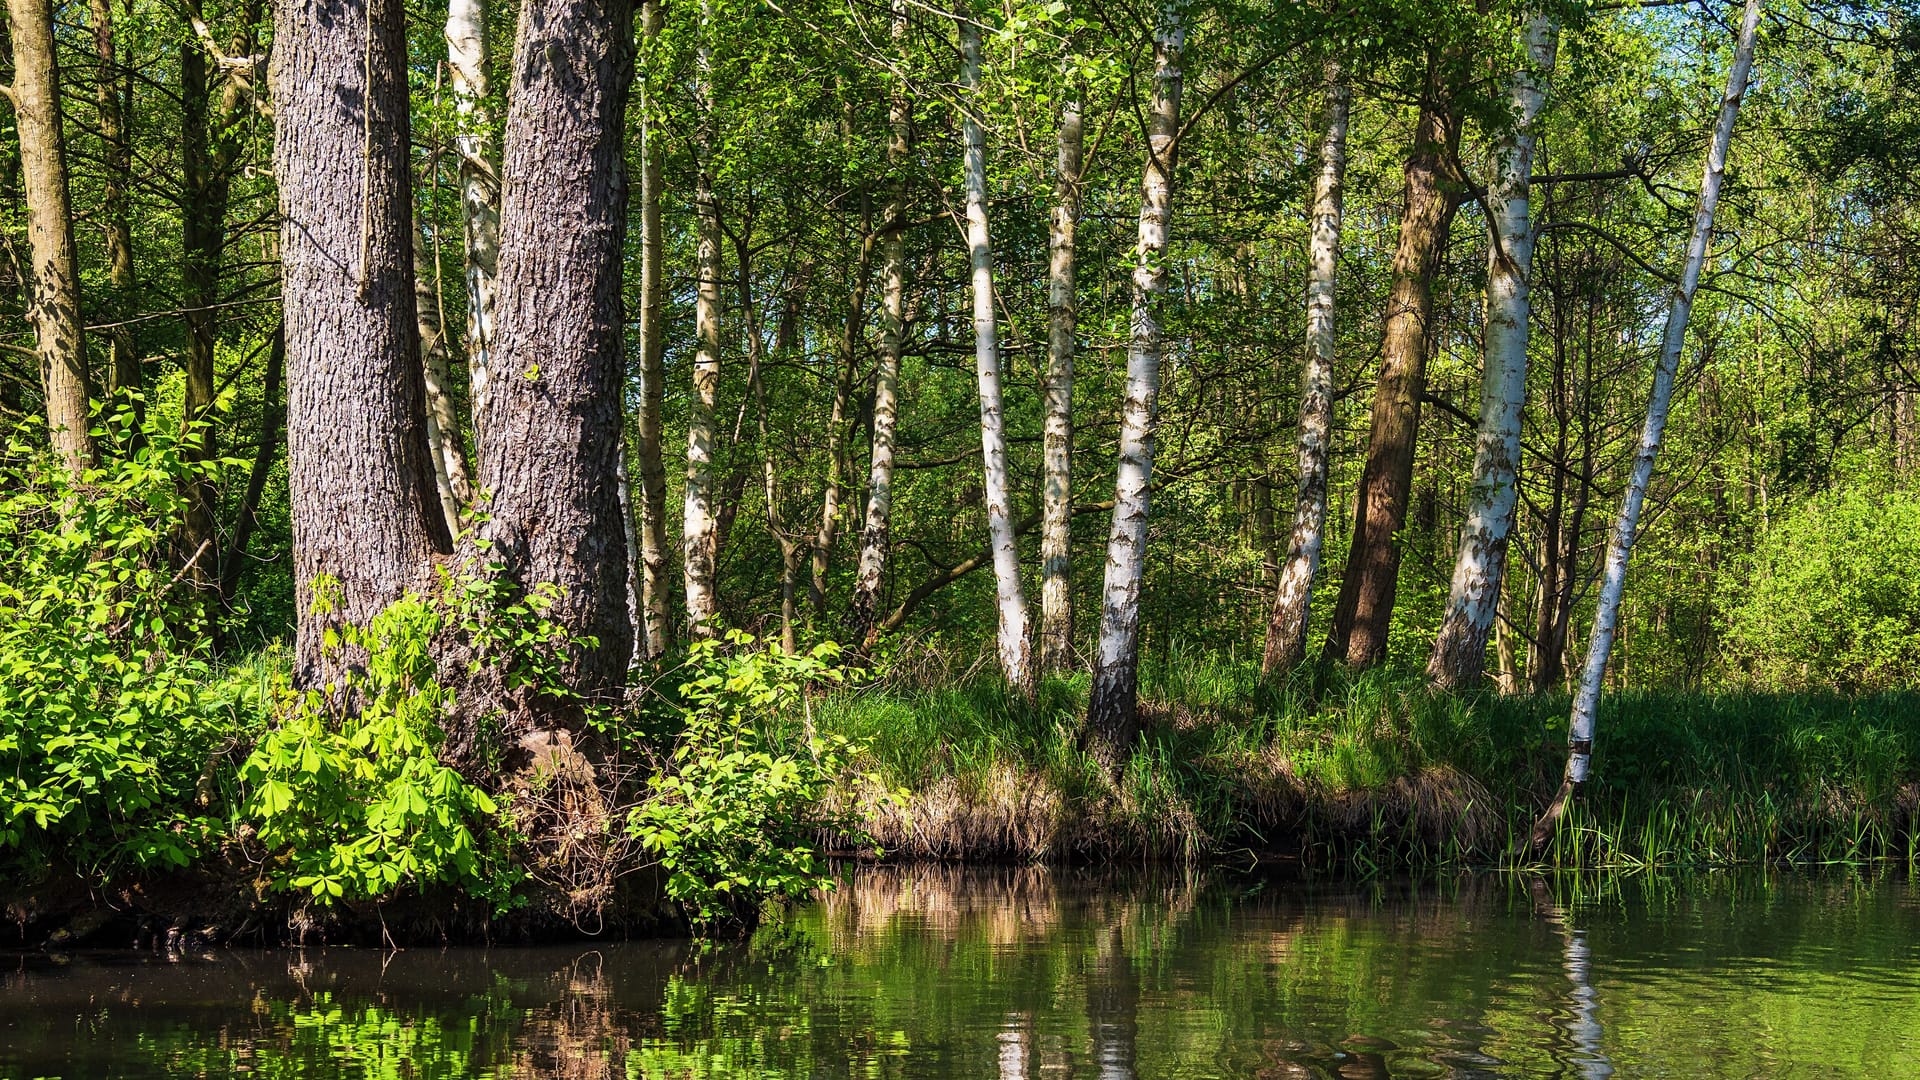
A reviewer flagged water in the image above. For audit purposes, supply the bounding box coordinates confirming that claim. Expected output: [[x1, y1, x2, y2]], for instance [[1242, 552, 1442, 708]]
[[3, 867, 1918, 1078]]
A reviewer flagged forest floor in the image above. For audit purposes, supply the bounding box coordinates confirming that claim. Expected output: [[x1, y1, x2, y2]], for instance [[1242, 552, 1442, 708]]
[[820, 654, 1920, 869]]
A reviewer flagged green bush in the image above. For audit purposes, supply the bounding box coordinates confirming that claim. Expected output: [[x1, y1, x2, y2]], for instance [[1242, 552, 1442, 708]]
[[0, 411, 257, 876], [1722, 484, 1920, 692]]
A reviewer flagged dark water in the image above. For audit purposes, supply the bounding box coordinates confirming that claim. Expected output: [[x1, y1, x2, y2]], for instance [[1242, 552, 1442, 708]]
[[3, 868, 1918, 1078]]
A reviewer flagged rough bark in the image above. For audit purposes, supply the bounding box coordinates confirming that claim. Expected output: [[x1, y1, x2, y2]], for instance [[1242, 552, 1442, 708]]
[[961, 19, 1033, 692], [445, 0, 500, 444], [1261, 63, 1348, 676], [1321, 76, 1463, 669], [1086, 7, 1182, 773], [1039, 85, 1084, 674], [849, 0, 911, 648], [1534, 0, 1761, 848], [273, 0, 450, 686], [1428, 15, 1557, 689], [413, 221, 473, 537], [633, 0, 671, 658], [90, 0, 138, 412], [478, 0, 638, 701], [683, 10, 723, 633], [8, 0, 93, 476]]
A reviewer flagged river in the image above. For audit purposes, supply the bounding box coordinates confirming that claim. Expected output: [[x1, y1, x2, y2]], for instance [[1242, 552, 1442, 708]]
[[2, 867, 1916, 1077]]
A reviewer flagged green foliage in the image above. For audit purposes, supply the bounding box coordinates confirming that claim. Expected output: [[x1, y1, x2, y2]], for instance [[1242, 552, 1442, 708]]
[[0, 409, 257, 875], [1722, 484, 1920, 693], [627, 631, 882, 926]]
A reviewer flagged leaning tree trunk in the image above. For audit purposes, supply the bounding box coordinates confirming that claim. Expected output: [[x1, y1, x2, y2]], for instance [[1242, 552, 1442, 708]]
[[413, 221, 474, 537], [1532, 0, 1762, 849], [90, 0, 138, 414], [8, 0, 92, 477], [1261, 61, 1348, 676], [961, 18, 1033, 692], [274, 0, 450, 686], [478, 0, 637, 703], [850, 0, 912, 648], [1038, 84, 1084, 674], [1321, 80, 1462, 669], [633, 0, 671, 658], [682, 10, 723, 633], [1427, 15, 1557, 689], [1086, 7, 1183, 774], [446, 0, 500, 446]]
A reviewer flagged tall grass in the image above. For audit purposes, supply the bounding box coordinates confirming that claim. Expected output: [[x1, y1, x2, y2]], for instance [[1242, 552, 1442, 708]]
[[817, 648, 1920, 870]]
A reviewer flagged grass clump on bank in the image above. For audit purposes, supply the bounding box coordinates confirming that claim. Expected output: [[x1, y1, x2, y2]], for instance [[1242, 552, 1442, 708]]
[[818, 645, 1920, 869]]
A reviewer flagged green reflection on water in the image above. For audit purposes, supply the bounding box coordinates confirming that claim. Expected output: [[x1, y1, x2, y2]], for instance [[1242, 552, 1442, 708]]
[[3, 868, 1917, 1079]]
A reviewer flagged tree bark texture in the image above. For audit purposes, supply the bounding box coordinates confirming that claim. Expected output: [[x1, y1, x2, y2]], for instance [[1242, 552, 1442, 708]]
[[1428, 15, 1557, 689], [478, 0, 638, 699], [1039, 86, 1084, 673], [1322, 79, 1463, 669], [1087, 7, 1182, 773], [961, 19, 1033, 691], [1536, 0, 1761, 846], [1262, 63, 1348, 676], [445, 0, 500, 444], [682, 11, 723, 633], [9, 0, 93, 476], [273, 0, 450, 687], [633, 0, 671, 658]]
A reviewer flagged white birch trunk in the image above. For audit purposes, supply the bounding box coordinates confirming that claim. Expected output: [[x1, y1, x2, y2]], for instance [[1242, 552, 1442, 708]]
[[444, 0, 499, 444], [1039, 87, 1084, 674], [1086, 6, 1183, 771], [412, 221, 473, 538], [1533, 0, 1762, 846], [683, 13, 723, 632], [1261, 62, 1347, 676], [851, 0, 911, 646], [961, 18, 1032, 691], [1427, 15, 1557, 689], [634, 0, 671, 658]]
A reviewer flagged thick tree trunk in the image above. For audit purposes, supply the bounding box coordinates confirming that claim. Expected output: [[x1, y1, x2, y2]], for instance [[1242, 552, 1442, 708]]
[[1428, 15, 1557, 689], [1038, 86, 1084, 674], [1321, 79, 1463, 669], [633, 0, 671, 658], [8, 0, 92, 476], [1262, 63, 1348, 676], [413, 221, 473, 537], [850, 0, 911, 648], [961, 20, 1033, 692], [445, 0, 500, 444], [683, 13, 723, 633], [274, 0, 450, 686], [1086, 7, 1182, 772], [90, 0, 138, 413], [1534, 0, 1761, 848], [478, 0, 637, 701]]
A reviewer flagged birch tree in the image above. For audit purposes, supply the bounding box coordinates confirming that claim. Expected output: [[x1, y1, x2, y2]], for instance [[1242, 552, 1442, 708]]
[[634, 0, 672, 658], [7, 0, 93, 477], [446, 0, 500, 439], [683, 5, 724, 633], [1039, 81, 1085, 674], [1428, 14, 1558, 689], [1261, 62, 1348, 676], [1532, 0, 1763, 847], [961, 15, 1033, 691], [1086, 5, 1183, 773]]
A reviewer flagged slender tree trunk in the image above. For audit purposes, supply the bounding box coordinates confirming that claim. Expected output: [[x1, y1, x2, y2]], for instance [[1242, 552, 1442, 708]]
[[1261, 62, 1348, 676], [274, 0, 450, 686], [1321, 76, 1463, 669], [1532, 0, 1761, 848], [1428, 15, 1557, 689], [8, 0, 92, 476], [1086, 7, 1182, 771], [413, 221, 473, 536], [813, 204, 875, 617], [1038, 84, 1084, 674], [634, 0, 671, 658], [479, 0, 637, 703], [90, 0, 138, 413], [445, 0, 500, 444], [850, 0, 911, 648], [961, 19, 1033, 692], [683, 10, 723, 633], [221, 324, 284, 604]]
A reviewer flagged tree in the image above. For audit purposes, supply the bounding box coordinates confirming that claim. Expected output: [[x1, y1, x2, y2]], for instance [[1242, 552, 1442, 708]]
[[1086, 3, 1183, 773], [683, 0, 724, 633], [274, 0, 450, 686], [633, 0, 672, 658], [446, 0, 500, 441], [1039, 66, 1085, 674], [478, 0, 638, 700], [1532, 0, 1763, 847]]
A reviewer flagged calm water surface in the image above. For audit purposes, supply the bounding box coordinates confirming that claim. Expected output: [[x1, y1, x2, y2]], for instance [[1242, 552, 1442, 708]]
[[3, 868, 1917, 1078]]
